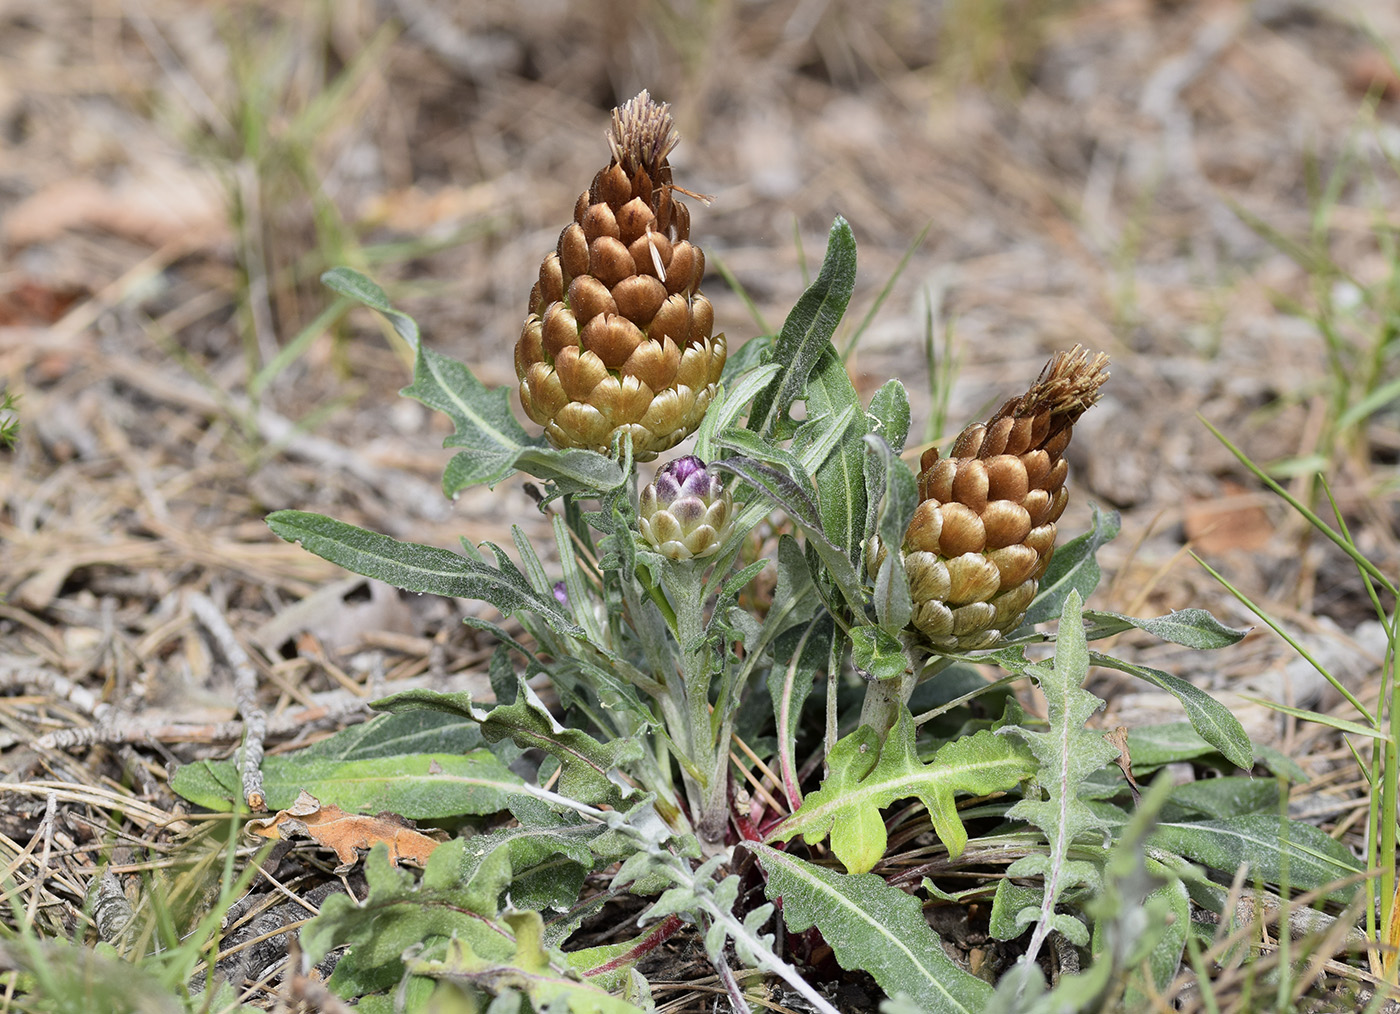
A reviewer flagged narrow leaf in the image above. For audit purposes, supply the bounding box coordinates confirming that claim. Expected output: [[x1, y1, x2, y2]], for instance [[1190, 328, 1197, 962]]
[[797, 347, 869, 565], [266, 511, 580, 633], [1081, 608, 1249, 649], [321, 267, 420, 348], [1149, 815, 1363, 902], [1089, 653, 1254, 769], [750, 843, 992, 1013], [750, 217, 858, 435]]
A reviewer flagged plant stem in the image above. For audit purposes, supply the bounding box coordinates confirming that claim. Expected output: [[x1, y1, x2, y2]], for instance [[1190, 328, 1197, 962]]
[[858, 639, 952, 735], [663, 562, 727, 851]]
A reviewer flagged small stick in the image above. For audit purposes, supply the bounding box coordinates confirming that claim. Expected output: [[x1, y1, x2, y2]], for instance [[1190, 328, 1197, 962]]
[[189, 592, 267, 811], [27, 792, 58, 927], [0, 664, 113, 723]]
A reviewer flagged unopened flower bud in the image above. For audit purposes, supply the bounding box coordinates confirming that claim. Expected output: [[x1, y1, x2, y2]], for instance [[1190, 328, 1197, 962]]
[[638, 455, 733, 560]]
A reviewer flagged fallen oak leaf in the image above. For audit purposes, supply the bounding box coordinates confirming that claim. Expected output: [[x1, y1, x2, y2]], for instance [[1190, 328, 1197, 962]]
[[247, 789, 446, 871]]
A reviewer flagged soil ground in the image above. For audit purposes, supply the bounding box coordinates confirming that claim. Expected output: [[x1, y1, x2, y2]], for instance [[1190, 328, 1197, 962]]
[[1, 0, 1398, 1009]]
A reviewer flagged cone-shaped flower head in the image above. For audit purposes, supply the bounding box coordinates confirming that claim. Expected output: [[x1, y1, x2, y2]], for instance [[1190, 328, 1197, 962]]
[[639, 455, 734, 560], [873, 345, 1110, 650], [514, 90, 726, 460]]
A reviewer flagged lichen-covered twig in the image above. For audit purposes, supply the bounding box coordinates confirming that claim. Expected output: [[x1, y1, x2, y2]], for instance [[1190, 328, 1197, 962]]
[[189, 592, 267, 811]]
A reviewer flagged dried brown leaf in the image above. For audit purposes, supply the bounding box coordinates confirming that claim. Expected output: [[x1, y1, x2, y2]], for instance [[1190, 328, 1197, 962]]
[[246, 789, 445, 872]]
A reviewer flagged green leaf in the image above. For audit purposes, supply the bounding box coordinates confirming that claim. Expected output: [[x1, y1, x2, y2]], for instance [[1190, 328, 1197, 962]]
[[1126, 722, 1231, 767], [797, 347, 869, 566], [323, 267, 624, 496], [750, 217, 857, 436], [711, 426, 819, 503], [865, 433, 918, 632], [850, 625, 910, 682], [1149, 815, 1363, 903], [867, 380, 911, 453], [1081, 608, 1249, 649], [750, 843, 993, 1013], [166, 711, 550, 819], [409, 912, 646, 1014], [307, 840, 516, 994], [769, 615, 834, 805], [322, 267, 421, 347], [408, 342, 534, 492], [510, 445, 626, 496], [1161, 776, 1285, 821], [1089, 653, 1254, 770], [266, 511, 580, 634], [1021, 506, 1120, 626], [288, 710, 485, 760], [711, 456, 865, 611], [770, 711, 1035, 873], [999, 591, 1121, 955], [460, 823, 605, 913], [170, 749, 534, 820], [694, 361, 782, 460], [1133, 878, 1191, 1001], [375, 679, 643, 807]]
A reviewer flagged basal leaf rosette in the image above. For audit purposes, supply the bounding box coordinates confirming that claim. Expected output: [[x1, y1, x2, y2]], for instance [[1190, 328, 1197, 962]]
[[514, 91, 726, 461], [638, 455, 734, 561], [871, 345, 1110, 650]]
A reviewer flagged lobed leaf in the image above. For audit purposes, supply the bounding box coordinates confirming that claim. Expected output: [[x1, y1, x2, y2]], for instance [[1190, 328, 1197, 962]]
[[408, 918, 647, 1014], [850, 624, 910, 682], [998, 591, 1120, 963], [307, 840, 515, 995], [323, 267, 623, 496], [770, 711, 1035, 873]]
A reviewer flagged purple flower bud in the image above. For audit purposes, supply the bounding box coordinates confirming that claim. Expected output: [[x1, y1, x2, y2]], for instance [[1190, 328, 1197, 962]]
[[552, 581, 569, 606], [638, 456, 734, 561]]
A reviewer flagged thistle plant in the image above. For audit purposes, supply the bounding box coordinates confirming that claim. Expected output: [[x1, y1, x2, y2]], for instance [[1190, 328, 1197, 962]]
[[223, 92, 1379, 1012]]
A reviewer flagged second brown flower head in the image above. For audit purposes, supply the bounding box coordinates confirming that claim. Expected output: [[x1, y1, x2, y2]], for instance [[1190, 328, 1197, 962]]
[[872, 346, 1110, 651], [514, 91, 726, 460]]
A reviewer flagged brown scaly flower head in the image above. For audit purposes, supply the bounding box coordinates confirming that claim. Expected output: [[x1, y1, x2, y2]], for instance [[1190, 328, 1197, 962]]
[[514, 91, 726, 460], [870, 345, 1110, 651]]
